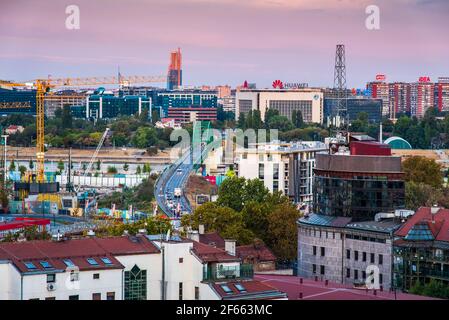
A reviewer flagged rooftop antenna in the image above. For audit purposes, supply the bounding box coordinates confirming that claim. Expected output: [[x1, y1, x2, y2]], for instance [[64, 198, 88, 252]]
[[333, 44, 348, 133]]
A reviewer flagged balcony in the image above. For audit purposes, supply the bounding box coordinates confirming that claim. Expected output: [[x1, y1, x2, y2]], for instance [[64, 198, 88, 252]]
[[203, 264, 254, 282]]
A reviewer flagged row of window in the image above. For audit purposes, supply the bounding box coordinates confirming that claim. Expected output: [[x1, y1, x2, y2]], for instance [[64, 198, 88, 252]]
[[46, 272, 100, 283], [24, 257, 112, 271], [346, 268, 383, 284], [303, 228, 387, 244], [29, 292, 115, 300], [346, 250, 383, 265]]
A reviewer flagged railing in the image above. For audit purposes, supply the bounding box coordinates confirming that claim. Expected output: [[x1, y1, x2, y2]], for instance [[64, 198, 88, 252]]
[[203, 264, 254, 281]]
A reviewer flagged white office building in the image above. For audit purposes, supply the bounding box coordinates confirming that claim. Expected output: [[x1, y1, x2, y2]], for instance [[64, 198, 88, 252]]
[[235, 141, 327, 204], [235, 89, 324, 124]]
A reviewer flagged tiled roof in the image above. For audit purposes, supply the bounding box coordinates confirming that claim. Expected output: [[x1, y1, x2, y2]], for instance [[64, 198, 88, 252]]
[[192, 241, 240, 263], [395, 207, 449, 242], [236, 244, 276, 262], [212, 280, 287, 300], [199, 232, 225, 249], [0, 235, 160, 273]]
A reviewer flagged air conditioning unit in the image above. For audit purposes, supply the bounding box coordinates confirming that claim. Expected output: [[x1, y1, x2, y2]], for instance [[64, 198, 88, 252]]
[[47, 283, 56, 291]]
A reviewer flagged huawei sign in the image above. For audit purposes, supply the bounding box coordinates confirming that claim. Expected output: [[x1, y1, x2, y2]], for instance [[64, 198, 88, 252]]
[[272, 80, 284, 89]]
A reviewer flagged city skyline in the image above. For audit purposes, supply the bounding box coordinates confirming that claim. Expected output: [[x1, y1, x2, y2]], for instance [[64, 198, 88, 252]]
[[1, 0, 448, 88]]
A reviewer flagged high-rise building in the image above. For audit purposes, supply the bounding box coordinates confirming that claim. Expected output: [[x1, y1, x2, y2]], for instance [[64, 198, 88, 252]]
[[367, 81, 389, 117], [167, 48, 182, 90], [388, 82, 411, 118], [410, 77, 434, 118], [436, 77, 449, 112]]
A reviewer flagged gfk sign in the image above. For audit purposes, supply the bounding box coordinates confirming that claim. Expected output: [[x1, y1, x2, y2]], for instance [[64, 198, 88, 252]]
[[419, 76, 431, 83]]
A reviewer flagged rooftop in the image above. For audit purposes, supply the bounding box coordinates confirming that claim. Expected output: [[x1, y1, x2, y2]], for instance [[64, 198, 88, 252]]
[[212, 280, 287, 300]]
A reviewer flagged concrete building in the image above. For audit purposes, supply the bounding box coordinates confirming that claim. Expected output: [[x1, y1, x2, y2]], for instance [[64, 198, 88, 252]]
[[235, 89, 324, 124], [235, 141, 327, 204], [297, 211, 405, 290], [219, 95, 236, 113], [167, 107, 217, 124], [436, 77, 449, 113], [0, 233, 287, 300], [389, 82, 411, 118], [44, 91, 87, 117], [367, 81, 390, 117], [410, 79, 435, 118]]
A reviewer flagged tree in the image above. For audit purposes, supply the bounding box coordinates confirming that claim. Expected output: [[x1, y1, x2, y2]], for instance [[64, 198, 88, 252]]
[[0, 188, 9, 213], [132, 127, 158, 149], [107, 166, 118, 174], [292, 110, 304, 128], [136, 165, 141, 175], [8, 159, 15, 172], [405, 182, 441, 211], [266, 202, 301, 261], [217, 176, 246, 212], [96, 159, 101, 171], [143, 163, 151, 174], [123, 163, 129, 172], [18, 165, 27, 177], [28, 159, 34, 170], [403, 156, 443, 189], [237, 112, 246, 129], [62, 105, 73, 128], [181, 202, 254, 245], [267, 115, 294, 132]]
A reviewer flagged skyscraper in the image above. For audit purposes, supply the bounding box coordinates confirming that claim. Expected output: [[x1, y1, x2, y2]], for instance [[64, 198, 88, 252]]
[[167, 48, 182, 90]]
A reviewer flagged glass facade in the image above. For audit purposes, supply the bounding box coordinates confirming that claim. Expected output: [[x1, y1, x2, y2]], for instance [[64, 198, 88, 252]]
[[313, 175, 405, 221], [0, 88, 36, 114], [124, 264, 147, 300]]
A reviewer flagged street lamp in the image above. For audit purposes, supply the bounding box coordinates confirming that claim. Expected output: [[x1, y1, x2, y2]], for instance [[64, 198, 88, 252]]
[[1, 135, 9, 188]]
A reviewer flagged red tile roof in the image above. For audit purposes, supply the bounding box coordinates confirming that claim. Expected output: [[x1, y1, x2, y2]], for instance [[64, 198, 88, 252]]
[[199, 232, 225, 249], [212, 280, 287, 300], [192, 241, 240, 263], [0, 235, 160, 273], [0, 218, 50, 232], [236, 244, 276, 262], [395, 207, 449, 242]]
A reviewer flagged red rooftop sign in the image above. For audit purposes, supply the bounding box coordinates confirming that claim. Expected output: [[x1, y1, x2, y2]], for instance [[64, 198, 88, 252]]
[[419, 76, 431, 83], [375, 74, 386, 81]]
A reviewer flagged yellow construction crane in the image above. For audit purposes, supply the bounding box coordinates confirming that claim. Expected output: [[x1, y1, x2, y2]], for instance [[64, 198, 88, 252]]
[[0, 74, 166, 183]]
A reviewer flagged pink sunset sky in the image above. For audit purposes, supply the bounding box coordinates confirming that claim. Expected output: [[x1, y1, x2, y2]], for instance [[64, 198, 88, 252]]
[[0, 0, 448, 88]]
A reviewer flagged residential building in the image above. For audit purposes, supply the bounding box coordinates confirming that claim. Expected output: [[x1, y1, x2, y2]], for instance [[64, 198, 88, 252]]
[[367, 81, 389, 117], [394, 207, 449, 292], [435, 77, 449, 112], [410, 78, 434, 118], [0, 233, 287, 300], [219, 95, 236, 113], [235, 89, 324, 124], [216, 85, 231, 99], [235, 141, 327, 204], [389, 82, 411, 118]]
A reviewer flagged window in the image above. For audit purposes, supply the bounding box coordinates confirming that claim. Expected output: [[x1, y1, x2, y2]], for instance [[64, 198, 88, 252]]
[[378, 254, 383, 265], [179, 258, 183, 263], [370, 253, 375, 264], [124, 265, 147, 300], [379, 274, 383, 284], [101, 257, 112, 265], [24, 262, 37, 270], [45, 297, 56, 300], [69, 295, 79, 300], [346, 268, 350, 278], [70, 271, 79, 282], [362, 271, 366, 280], [179, 282, 183, 300], [92, 293, 101, 300], [312, 264, 316, 274], [40, 261, 53, 269], [320, 265, 325, 275], [354, 270, 359, 280], [320, 247, 325, 257], [63, 259, 75, 268], [220, 285, 232, 294], [235, 284, 247, 293], [354, 251, 359, 261], [346, 249, 351, 259], [93, 273, 100, 280], [313, 246, 317, 256], [87, 258, 99, 266], [107, 292, 115, 300], [195, 287, 200, 300], [47, 274, 56, 283], [363, 252, 367, 262]]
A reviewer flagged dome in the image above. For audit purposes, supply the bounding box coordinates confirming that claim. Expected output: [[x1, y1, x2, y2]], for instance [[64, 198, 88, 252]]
[[384, 136, 412, 149]]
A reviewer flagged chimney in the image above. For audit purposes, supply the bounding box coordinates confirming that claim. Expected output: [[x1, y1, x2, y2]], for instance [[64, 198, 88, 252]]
[[224, 239, 236, 256], [188, 230, 200, 242], [198, 224, 205, 235]]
